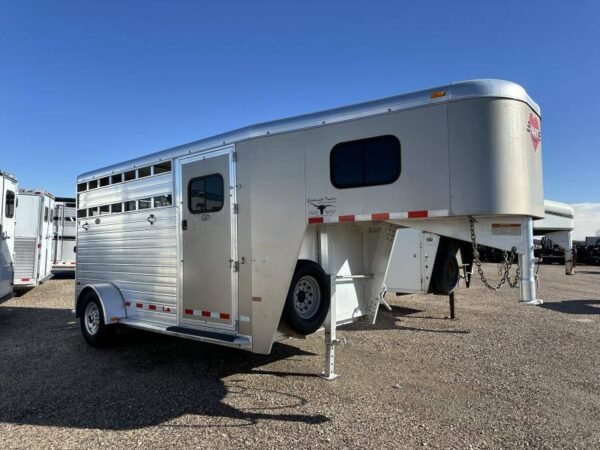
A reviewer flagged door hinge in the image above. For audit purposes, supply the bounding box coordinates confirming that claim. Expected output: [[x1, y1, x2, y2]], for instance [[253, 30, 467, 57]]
[[230, 260, 240, 272], [232, 151, 238, 163], [233, 203, 239, 214]]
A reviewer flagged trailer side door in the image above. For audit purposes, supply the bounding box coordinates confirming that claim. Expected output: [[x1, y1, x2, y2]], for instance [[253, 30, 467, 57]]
[[179, 149, 237, 332]]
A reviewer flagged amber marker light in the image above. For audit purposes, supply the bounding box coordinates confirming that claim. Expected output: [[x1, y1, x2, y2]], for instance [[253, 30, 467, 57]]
[[431, 90, 446, 98]]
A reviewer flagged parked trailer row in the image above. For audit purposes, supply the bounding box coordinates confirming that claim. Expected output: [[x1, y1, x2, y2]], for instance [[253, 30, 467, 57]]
[[74, 79, 545, 376], [0, 176, 78, 300]]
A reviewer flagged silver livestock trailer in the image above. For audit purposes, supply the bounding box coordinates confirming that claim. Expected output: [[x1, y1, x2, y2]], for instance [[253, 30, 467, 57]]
[[14, 189, 55, 288], [384, 199, 575, 296], [0, 171, 18, 299], [52, 197, 77, 273], [75, 79, 544, 377]]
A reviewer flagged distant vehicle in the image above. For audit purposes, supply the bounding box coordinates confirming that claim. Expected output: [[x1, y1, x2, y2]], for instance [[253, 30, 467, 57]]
[[74, 79, 544, 377], [52, 197, 77, 273], [14, 189, 55, 288], [0, 171, 18, 299], [585, 236, 600, 247]]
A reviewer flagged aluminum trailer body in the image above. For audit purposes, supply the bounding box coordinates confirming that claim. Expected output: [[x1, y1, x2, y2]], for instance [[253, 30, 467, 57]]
[[52, 197, 77, 273], [14, 189, 55, 288], [0, 171, 18, 299], [75, 79, 544, 375]]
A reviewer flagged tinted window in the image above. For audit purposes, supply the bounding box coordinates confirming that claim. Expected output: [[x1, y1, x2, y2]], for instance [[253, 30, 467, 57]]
[[88, 207, 98, 217], [138, 166, 151, 178], [154, 161, 172, 174], [124, 200, 136, 212], [44, 206, 49, 222], [88, 179, 98, 189], [111, 203, 122, 213], [99, 205, 110, 215], [124, 170, 136, 181], [99, 177, 110, 187], [154, 194, 172, 208], [188, 174, 224, 213], [77, 209, 86, 218], [77, 182, 87, 192], [330, 135, 400, 189], [5, 190, 15, 218], [138, 198, 151, 210], [111, 173, 122, 184]]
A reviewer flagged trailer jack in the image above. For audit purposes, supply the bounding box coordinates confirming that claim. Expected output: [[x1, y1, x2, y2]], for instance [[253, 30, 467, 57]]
[[320, 274, 340, 380]]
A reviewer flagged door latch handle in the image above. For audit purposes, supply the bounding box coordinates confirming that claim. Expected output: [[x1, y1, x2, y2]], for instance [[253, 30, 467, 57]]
[[181, 219, 187, 230], [148, 214, 157, 225], [82, 222, 89, 231]]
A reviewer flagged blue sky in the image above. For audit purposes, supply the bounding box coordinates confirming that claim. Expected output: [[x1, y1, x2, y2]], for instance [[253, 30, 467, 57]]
[[1, 0, 599, 203]]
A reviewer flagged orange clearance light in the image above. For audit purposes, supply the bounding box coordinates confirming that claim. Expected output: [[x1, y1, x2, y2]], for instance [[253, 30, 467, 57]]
[[431, 90, 446, 99]]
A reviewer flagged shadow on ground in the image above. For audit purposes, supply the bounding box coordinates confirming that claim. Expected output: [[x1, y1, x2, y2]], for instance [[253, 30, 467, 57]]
[[0, 305, 326, 430], [342, 304, 470, 334], [540, 299, 600, 315]]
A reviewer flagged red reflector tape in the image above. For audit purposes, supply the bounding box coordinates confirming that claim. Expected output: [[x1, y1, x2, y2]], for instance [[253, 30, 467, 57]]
[[308, 217, 324, 224], [136, 303, 143, 308], [371, 212, 390, 221], [148, 304, 156, 310], [21, 278, 30, 282], [220, 313, 230, 320], [184, 309, 193, 315], [125, 301, 131, 306], [338, 215, 355, 222], [408, 210, 428, 218], [201, 311, 211, 317]]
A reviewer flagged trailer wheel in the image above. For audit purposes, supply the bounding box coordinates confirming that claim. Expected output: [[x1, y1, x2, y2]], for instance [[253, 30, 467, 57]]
[[283, 261, 330, 335], [431, 247, 460, 295], [80, 290, 114, 347]]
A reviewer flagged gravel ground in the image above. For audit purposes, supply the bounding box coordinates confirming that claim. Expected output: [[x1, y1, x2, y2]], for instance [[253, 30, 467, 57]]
[[1, 265, 599, 449]]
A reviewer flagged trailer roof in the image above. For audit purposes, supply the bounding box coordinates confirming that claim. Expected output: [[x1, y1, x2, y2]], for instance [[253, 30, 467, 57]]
[[543, 199, 575, 219], [19, 188, 55, 200], [0, 170, 18, 183], [78, 79, 540, 182]]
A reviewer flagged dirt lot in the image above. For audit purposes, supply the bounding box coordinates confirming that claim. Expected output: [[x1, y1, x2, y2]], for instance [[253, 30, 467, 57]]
[[1, 265, 599, 449]]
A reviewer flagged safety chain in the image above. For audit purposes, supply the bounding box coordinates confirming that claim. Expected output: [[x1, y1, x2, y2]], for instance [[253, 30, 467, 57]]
[[469, 217, 520, 291]]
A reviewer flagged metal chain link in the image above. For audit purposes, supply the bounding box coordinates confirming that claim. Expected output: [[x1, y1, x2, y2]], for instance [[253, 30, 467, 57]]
[[469, 217, 519, 291]]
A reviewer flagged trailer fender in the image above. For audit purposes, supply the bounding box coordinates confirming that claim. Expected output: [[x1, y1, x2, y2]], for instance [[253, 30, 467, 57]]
[[76, 283, 126, 325]]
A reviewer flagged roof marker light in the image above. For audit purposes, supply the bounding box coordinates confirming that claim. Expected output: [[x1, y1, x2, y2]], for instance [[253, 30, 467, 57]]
[[431, 90, 446, 99]]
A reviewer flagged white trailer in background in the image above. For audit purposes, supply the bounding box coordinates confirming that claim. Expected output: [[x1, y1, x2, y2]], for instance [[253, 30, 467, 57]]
[[534, 200, 575, 274], [0, 171, 18, 299], [74, 79, 544, 377], [52, 197, 77, 273], [14, 189, 55, 288]]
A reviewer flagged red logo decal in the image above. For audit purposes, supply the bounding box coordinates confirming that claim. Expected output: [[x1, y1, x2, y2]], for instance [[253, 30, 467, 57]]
[[527, 113, 541, 151]]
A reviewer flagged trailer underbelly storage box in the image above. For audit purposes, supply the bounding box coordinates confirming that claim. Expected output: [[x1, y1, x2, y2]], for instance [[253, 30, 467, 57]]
[[75, 79, 544, 376], [14, 189, 55, 288], [0, 171, 18, 299]]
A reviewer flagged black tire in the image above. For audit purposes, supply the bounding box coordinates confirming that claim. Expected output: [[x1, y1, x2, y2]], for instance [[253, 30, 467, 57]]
[[431, 247, 460, 294], [282, 260, 330, 335], [79, 290, 114, 347]]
